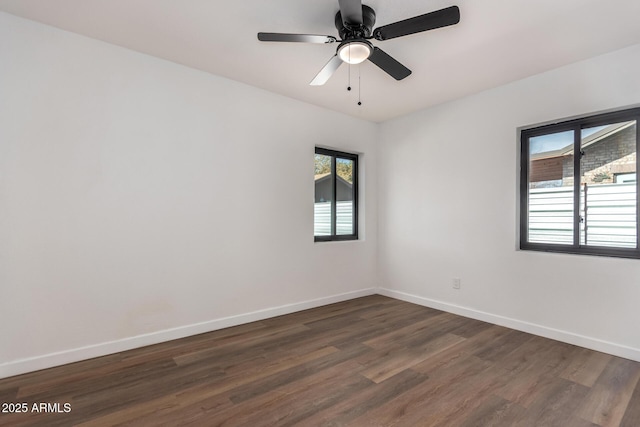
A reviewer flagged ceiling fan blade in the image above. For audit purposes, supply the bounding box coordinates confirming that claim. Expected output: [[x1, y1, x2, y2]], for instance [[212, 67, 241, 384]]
[[338, 0, 363, 26], [373, 5, 460, 41], [257, 33, 337, 44], [368, 47, 411, 81], [310, 55, 343, 86]]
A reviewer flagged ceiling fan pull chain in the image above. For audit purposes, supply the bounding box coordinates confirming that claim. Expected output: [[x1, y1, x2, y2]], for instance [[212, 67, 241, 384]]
[[358, 66, 362, 106], [347, 50, 352, 91]]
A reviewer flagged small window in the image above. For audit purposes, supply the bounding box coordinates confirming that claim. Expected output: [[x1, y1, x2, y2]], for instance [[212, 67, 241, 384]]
[[520, 107, 640, 258], [314, 148, 358, 242]]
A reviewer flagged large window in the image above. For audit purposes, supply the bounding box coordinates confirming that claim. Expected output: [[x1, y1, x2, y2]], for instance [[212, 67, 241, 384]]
[[520, 107, 640, 258], [314, 148, 358, 242]]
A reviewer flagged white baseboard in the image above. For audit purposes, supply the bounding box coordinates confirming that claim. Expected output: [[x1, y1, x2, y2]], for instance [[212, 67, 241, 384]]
[[0, 288, 376, 379], [4, 286, 638, 379], [378, 288, 640, 363]]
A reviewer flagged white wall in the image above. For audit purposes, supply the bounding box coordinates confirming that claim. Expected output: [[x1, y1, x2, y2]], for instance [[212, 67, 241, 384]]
[[378, 43, 640, 361], [0, 12, 378, 378]]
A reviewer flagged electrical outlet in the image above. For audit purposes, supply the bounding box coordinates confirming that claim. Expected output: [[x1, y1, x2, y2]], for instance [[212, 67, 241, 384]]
[[452, 278, 461, 290]]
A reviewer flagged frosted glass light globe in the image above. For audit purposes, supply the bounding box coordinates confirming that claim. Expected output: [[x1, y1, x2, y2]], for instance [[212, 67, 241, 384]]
[[338, 42, 372, 65]]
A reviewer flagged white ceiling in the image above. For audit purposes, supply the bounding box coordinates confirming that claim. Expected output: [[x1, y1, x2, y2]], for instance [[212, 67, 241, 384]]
[[2, 0, 640, 122]]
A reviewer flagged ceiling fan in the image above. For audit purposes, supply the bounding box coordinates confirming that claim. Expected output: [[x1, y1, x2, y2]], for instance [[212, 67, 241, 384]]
[[257, 0, 460, 86]]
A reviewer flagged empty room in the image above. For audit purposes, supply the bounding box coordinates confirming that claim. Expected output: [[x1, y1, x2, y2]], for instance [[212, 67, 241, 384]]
[[1, 0, 640, 425]]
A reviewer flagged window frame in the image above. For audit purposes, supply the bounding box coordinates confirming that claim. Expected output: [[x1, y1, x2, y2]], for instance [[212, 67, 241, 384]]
[[520, 107, 640, 259], [314, 147, 359, 242]]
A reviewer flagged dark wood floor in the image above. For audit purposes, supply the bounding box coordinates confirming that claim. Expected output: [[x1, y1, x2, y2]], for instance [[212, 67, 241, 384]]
[[1, 295, 639, 426]]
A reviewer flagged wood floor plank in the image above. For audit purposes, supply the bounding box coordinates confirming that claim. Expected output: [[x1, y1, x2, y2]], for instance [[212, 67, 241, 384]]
[[78, 392, 233, 427], [227, 368, 372, 427], [0, 387, 17, 403], [494, 339, 581, 408], [474, 328, 533, 362], [227, 343, 369, 404], [76, 346, 340, 427], [358, 299, 438, 320], [326, 306, 451, 349], [260, 295, 392, 328], [0, 353, 124, 391], [359, 333, 466, 383], [620, 376, 640, 427], [352, 354, 494, 426], [514, 377, 591, 427], [413, 367, 507, 426], [449, 317, 494, 339], [296, 369, 428, 426], [561, 347, 613, 387], [1, 295, 640, 426], [411, 324, 512, 375], [199, 360, 368, 426], [123, 319, 270, 362], [17, 357, 178, 400], [577, 357, 640, 427], [362, 311, 452, 349], [171, 323, 311, 366], [458, 394, 527, 427], [66, 361, 225, 425]]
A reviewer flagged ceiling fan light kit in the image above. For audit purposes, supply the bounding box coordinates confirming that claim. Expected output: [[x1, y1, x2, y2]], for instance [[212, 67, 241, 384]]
[[338, 41, 372, 64], [257, 0, 460, 86]]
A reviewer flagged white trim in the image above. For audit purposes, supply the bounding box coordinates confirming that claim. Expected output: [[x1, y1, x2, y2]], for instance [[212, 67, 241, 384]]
[[378, 288, 640, 363], [0, 288, 376, 379], [5, 286, 639, 379]]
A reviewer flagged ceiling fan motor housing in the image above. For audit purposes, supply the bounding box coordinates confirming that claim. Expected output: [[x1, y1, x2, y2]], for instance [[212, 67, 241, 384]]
[[335, 4, 376, 40]]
